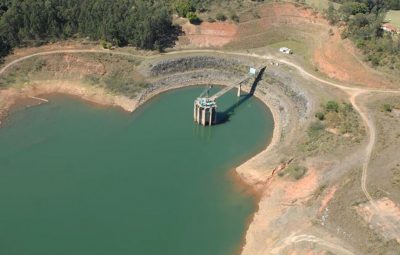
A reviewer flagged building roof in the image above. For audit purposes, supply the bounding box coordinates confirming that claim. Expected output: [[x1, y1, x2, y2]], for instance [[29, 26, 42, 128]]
[[382, 23, 399, 33]]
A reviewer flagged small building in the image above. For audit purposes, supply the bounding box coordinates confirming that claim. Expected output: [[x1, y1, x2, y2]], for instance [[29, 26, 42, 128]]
[[279, 47, 292, 54], [381, 23, 399, 34]]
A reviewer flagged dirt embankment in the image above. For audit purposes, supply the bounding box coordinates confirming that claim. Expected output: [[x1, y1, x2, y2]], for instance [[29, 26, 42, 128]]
[[0, 81, 136, 125]]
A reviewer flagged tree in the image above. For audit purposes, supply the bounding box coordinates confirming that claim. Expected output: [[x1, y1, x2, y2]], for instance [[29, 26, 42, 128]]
[[325, 2, 339, 25], [325, 101, 339, 112], [187, 12, 201, 24], [175, 0, 194, 17], [315, 112, 325, 120], [339, 2, 369, 21], [387, 0, 400, 10], [0, 35, 11, 61], [0, 0, 178, 53]]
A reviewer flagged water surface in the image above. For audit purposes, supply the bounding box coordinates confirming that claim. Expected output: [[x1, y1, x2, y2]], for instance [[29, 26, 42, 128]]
[[0, 86, 274, 255]]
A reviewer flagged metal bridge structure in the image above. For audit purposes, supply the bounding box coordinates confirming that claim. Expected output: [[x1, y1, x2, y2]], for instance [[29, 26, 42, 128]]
[[193, 67, 263, 126]]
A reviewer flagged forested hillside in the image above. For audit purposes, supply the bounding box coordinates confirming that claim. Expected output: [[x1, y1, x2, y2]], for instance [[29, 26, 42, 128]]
[[0, 0, 183, 60], [325, 0, 400, 70]]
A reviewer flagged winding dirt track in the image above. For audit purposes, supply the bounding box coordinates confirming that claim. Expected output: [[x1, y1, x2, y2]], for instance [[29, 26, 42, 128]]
[[271, 233, 356, 255], [1, 48, 400, 254]]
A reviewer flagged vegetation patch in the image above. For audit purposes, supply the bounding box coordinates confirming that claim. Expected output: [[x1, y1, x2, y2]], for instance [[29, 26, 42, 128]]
[[300, 100, 365, 156], [278, 163, 308, 180]]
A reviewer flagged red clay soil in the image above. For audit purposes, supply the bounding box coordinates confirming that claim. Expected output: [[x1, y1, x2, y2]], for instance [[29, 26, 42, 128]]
[[313, 31, 392, 88], [178, 21, 238, 48]]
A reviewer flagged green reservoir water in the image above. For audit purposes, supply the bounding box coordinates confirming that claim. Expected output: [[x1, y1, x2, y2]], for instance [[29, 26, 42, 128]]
[[0, 86, 273, 255]]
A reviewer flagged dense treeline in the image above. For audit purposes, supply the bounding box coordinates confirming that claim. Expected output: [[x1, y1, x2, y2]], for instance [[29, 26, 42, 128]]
[[325, 0, 400, 70], [0, 0, 181, 61], [331, 0, 400, 10]]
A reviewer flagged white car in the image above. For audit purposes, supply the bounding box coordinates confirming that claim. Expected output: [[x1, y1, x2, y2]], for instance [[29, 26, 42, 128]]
[[279, 47, 292, 54]]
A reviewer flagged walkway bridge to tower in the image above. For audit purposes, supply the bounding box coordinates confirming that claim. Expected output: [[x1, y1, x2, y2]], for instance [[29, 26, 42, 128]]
[[193, 66, 265, 126]]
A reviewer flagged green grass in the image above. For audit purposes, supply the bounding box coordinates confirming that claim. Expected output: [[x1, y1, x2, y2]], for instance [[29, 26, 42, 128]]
[[287, 0, 340, 11], [267, 40, 309, 57], [385, 10, 400, 29], [305, 0, 340, 11]]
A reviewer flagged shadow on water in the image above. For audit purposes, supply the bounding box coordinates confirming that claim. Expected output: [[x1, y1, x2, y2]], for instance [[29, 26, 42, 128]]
[[216, 67, 266, 125]]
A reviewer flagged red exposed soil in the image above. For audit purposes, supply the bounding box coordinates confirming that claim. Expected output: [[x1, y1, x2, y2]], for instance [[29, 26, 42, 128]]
[[313, 32, 392, 88], [179, 21, 238, 48], [319, 186, 337, 213]]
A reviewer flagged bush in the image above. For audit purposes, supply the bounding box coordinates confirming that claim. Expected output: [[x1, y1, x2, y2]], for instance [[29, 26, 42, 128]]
[[325, 101, 339, 113], [187, 12, 201, 24], [100, 40, 112, 49], [315, 112, 325, 121], [309, 121, 325, 132], [175, 1, 195, 18], [216, 12, 227, 21], [230, 13, 239, 23], [383, 104, 393, 112]]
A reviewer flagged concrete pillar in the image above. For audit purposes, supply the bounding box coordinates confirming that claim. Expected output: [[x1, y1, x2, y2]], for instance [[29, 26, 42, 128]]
[[237, 84, 241, 97], [193, 102, 197, 122], [209, 109, 212, 126], [196, 105, 200, 124], [201, 108, 206, 126]]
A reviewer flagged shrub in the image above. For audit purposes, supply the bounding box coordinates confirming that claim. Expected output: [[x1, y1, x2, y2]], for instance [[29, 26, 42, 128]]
[[383, 104, 393, 112], [310, 121, 325, 131], [315, 112, 325, 121], [100, 40, 112, 49], [187, 12, 201, 24], [325, 101, 339, 112], [216, 12, 227, 21], [230, 13, 239, 23], [175, 1, 195, 18]]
